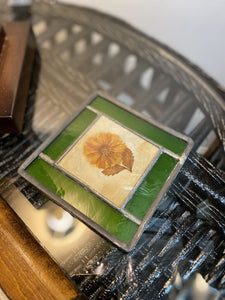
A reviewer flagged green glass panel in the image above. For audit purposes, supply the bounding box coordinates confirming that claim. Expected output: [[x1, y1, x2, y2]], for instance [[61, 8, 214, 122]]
[[125, 153, 177, 219], [90, 96, 187, 156], [43, 109, 97, 160], [26, 158, 138, 244]]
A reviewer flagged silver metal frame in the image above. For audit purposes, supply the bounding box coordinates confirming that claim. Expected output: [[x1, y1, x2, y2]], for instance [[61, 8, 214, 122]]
[[18, 91, 193, 252]]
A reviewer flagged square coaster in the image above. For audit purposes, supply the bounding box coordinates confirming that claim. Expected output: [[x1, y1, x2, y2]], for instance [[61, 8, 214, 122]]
[[19, 93, 193, 251]]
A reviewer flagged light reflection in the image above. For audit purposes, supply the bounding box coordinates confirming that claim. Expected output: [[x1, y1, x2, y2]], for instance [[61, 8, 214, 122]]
[[171, 272, 221, 300], [94, 262, 105, 276], [47, 207, 74, 236], [2, 182, 110, 277]]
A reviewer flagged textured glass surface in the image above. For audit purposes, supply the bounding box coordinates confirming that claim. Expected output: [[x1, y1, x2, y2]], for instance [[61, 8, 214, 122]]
[[26, 157, 138, 243], [90, 96, 187, 156], [43, 109, 97, 160], [125, 153, 177, 219]]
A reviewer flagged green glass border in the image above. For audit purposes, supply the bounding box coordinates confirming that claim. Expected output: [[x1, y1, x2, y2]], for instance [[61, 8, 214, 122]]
[[43, 109, 97, 160], [125, 153, 177, 219], [18, 93, 193, 251], [26, 157, 138, 244], [90, 96, 187, 156]]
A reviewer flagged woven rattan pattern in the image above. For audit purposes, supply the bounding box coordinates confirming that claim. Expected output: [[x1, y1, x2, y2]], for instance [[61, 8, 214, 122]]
[[0, 2, 225, 299]]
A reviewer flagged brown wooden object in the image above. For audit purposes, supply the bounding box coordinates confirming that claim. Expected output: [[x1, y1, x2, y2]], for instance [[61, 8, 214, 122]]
[[0, 196, 87, 300], [0, 21, 35, 133], [0, 25, 5, 53]]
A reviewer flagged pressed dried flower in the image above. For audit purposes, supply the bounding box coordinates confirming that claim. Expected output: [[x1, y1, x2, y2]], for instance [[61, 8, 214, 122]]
[[83, 132, 127, 169]]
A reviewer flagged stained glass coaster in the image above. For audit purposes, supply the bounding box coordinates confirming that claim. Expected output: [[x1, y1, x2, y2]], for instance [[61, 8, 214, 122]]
[[18, 93, 193, 251]]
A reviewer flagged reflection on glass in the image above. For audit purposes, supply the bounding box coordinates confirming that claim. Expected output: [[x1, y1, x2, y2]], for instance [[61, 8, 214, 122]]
[[46, 207, 75, 237], [2, 182, 110, 277], [169, 273, 222, 300]]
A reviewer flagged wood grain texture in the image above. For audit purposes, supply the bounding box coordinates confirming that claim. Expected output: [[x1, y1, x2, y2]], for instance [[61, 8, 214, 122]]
[[0, 196, 85, 300]]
